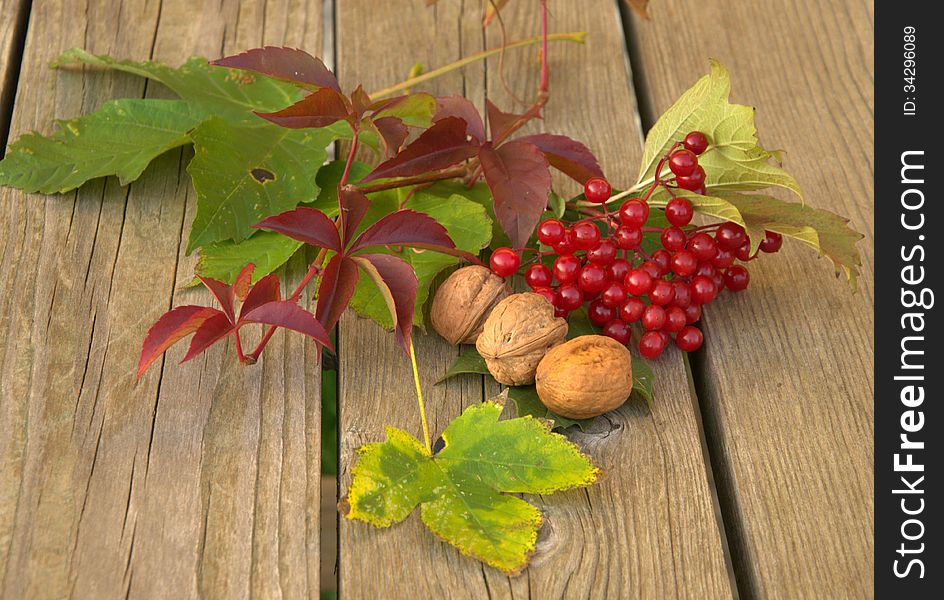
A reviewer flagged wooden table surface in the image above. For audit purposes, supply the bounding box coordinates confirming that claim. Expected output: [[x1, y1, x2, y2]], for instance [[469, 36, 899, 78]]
[[0, 1, 874, 599]]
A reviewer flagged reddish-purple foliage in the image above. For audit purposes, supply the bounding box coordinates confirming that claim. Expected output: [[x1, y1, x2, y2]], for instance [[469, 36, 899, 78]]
[[211, 46, 341, 91], [515, 133, 604, 184], [361, 117, 479, 182], [256, 88, 352, 129]]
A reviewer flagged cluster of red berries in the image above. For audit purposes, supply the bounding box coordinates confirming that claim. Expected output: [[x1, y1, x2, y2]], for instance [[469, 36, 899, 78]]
[[488, 131, 784, 359]]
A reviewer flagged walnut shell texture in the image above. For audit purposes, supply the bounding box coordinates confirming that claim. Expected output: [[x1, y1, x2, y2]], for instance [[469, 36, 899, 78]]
[[535, 335, 634, 419], [475, 293, 568, 386], [430, 265, 511, 345]]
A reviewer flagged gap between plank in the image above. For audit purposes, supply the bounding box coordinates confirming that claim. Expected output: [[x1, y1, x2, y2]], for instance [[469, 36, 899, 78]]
[[0, 0, 33, 154], [616, 2, 743, 597]]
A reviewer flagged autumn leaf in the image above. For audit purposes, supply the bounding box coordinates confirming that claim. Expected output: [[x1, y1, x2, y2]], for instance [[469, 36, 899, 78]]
[[478, 140, 551, 249]]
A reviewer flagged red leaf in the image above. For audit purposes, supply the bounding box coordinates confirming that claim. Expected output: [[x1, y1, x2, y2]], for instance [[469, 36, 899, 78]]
[[339, 188, 370, 248], [137, 305, 223, 377], [181, 313, 235, 363], [370, 116, 410, 158], [350, 85, 372, 119], [347, 209, 480, 264], [434, 96, 485, 144], [241, 301, 334, 351], [486, 99, 523, 141], [350, 254, 418, 354], [515, 134, 604, 184], [253, 207, 342, 252], [197, 276, 238, 323], [315, 255, 360, 333], [478, 141, 552, 249], [360, 117, 478, 182], [232, 263, 256, 301], [211, 46, 341, 92], [239, 274, 281, 320], [256, 88, 351, 129]]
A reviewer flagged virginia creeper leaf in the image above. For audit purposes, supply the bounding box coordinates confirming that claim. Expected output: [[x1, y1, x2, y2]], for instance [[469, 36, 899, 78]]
[[485, 99, 522, 141], [137, 305, 222, 377], [212, 46, 341, 92], [434, 96, 486, 143], [238, 274, 281, 316], [368, 116, 410, 157], [256, 88, 352, 129], [339, 188, 371, 247], [342, 398, 598, 574], [361, 117, 478, 182], [315, 255, 360, 333], [0, 99, 206, 193], [349, 209, 456, 255], [515, 133, 604, 184], [478, 140, 551, 249], [308, 160, 372, 217], [350, 254, 418, 353], [187, 117, 332, 251], [371, 93, 436, 127], [253, 206, 342, 252], [241, 301, 333, 349], [182, 313, 234, 362]]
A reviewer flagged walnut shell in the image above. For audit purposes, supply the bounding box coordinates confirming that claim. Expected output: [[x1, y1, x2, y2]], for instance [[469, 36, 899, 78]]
[[475, 293, 568, 386], [431, 265, 511, 345], [535, 335, 634, 419]]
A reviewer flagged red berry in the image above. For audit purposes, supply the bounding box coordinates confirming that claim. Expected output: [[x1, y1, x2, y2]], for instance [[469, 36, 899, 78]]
[[691, 186, 707, 195], [695, 262, 717, 279], [676, 166, 706, 191], [587, 239, 618, 265], [668, 149, 698, 177], [642, 304, 666, 330], [672, 281, 692, 308], [665, 197, 694, 227], [619, 199, 649, 228], [624, 268, 653, 295], [661, 226, 686, 251], [588, 299, 616, 326], [639, 330, 667, 359], [640, 261, 662, 279], [607, 259, 631, 282], [537, 219, 566, 246], [601, 281, 627, 308], [553, 255, 581, 284], [670, 250, 697, 276], [524, 263, 552, 289], [684, 303, 702, 324], [759, 231, 784, 253], [688, 232, 718, 262], [712, 272, 725, 291], [735, 241, 755, 262], [533, 287, 556, 306], [552, 229, 577, 255], [715, 222, 747, 250], [555, 284, 584, 311], [554, 307, 569, 319], [578, 263, 609, 294], [690, 275, 718, 305], [603, 319, 632, 345], [725, 265, 750, 291], [683, 131, 709, 155], [649, 279, 675, 306], [584, 177, 612, 203], [664, 306, 687, 333], [712, 247, 735, 269], [490, 247, 520, 277], [614, 226, 642, 250], [572, 221, 601, 250], [676, 325, 704, 352], [651, 249, 671, 275], [619, 297, 645, 323]]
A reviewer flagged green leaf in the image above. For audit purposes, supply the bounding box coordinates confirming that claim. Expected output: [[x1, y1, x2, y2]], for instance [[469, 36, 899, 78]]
[[372, 92, 436, 127], [342, 398, 598, 574], [308, 159, 373, 217], [637, 60, 801, 200], [630, 356, 655, 411], [186, 117, 334, 251], [436, 346, 490, 383], [648, 188, 745, 226], [507, 386, 594, 432], [196, 230, 303, 283], [0, 99, 206, 193], [349, 189, 492, 327], [53, 48, 302, 124]]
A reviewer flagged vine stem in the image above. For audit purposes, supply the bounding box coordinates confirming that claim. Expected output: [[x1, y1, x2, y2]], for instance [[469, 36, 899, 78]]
[[368, 31, 585, 100], [409, 341, 432, 454]]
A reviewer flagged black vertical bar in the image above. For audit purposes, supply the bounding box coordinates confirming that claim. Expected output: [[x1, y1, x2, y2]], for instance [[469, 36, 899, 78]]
[[875, 2, 941, 597]]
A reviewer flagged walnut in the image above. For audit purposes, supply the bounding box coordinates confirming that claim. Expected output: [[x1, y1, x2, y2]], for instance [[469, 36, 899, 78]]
[[430, 265, 511, 345], [535, 335, 634, 419], [475, 293, 568, 386]]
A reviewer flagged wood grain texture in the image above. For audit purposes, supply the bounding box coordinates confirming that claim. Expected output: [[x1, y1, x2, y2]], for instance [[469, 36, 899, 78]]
[[632, 1, 874, 597], [336, 1, 733, 598], [0, 0, 29, 147], [0, 1, 325, 598]]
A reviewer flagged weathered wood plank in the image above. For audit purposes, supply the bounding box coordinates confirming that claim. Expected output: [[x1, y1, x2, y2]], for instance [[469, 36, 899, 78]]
[[337, 1, 733, 597], [631, 1, 874, 597], [0, 0, 30, 146], [0, 1, 325, 598]]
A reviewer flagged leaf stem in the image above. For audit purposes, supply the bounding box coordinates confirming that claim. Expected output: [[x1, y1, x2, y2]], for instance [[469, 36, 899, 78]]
[[368, 31, 586, 100], [409, 341, 432, 454]]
